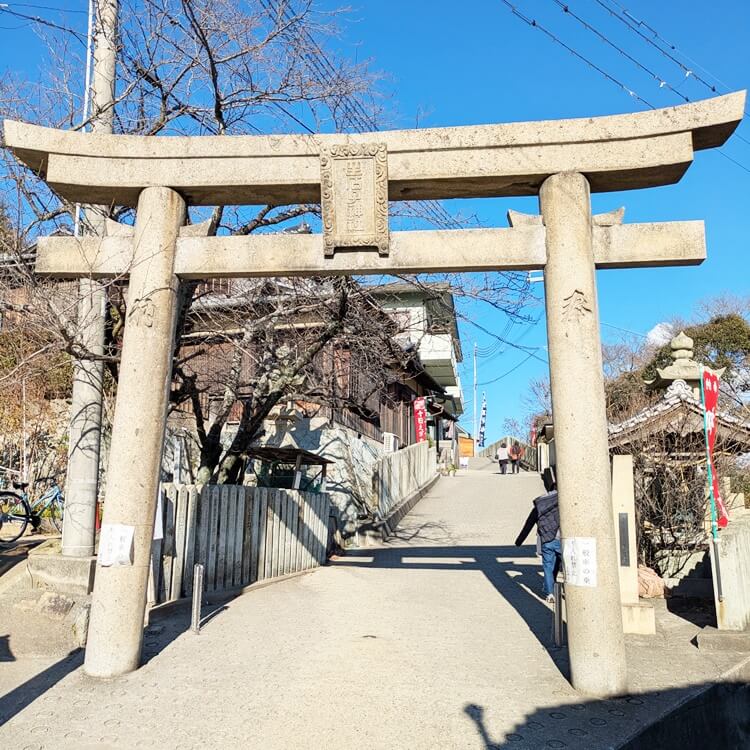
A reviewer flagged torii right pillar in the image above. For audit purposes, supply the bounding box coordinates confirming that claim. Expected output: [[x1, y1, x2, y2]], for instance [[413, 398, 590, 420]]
[[541, 172, 628, 697]]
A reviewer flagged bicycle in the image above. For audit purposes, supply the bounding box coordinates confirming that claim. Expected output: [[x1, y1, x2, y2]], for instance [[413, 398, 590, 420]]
[[0, 480, 65, 545]]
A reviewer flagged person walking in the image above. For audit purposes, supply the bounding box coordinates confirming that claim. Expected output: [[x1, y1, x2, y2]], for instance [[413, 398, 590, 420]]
[[514, 470, 562, 603], [495, 442, 509, 475], [509, 441, 523, 474]]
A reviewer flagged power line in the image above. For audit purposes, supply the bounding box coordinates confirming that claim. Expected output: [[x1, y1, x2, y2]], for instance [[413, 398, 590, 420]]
[[4, 2, 87, 13], [715, 149, 750, 175], [0, 5, 86, 42], [498, 0, 750, 173], [592, 0, 720, 94], [260, 0, 464, 231], [592, 0, 750, 151], [478, 351, 537, 385], [550, 0, 689, 103], [499, 0, 654, 108], [600, 321, 647, 338]]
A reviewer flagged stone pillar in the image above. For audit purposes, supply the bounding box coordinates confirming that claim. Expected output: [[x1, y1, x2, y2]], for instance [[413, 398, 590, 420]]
[[62, 0, 119, 557], [84, 186, 185, 678], [611, 455, 638, 605], [540, 172, 627, 697], [62, 281, 105, 557]]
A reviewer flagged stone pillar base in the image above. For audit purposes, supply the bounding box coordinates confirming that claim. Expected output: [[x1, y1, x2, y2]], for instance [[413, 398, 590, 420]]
[[622, 601, 656, 635], [27, 539, 96, 597]]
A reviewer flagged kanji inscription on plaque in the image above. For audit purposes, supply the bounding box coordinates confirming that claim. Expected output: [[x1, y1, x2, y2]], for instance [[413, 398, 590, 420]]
[[320, 143, 389, 257]]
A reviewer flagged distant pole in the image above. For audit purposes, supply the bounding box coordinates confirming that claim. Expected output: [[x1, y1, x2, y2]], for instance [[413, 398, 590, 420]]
[[21, 377, 27, 482], [63, 0, 118, 558], [473, 343, 477, 454]]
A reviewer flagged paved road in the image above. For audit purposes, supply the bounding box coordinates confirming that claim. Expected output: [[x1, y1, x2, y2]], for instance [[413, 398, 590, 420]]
[[0, 463, 745, 748]]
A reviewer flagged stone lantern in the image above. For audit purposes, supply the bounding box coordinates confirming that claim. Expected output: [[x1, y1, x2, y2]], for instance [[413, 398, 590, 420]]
[[644, 331, 724, 400]]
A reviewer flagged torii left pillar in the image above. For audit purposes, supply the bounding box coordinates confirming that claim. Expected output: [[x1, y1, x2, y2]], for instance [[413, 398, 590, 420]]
[[84, 187, 185, 678]]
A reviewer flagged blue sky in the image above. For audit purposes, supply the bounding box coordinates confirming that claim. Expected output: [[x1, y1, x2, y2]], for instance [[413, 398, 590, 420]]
[[2, 0, 749, 443], [316, 0, 750, 441]]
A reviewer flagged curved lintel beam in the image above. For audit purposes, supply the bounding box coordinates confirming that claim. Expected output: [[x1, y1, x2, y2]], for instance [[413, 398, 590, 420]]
[[3, 92, 744, 207]]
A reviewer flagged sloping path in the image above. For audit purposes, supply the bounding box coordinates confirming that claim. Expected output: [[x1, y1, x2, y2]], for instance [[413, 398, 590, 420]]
[[1, 461, 746, 749]]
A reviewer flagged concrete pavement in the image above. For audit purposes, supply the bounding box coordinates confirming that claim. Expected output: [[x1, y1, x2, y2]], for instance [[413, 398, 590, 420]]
[[1, 460, 748, 748]]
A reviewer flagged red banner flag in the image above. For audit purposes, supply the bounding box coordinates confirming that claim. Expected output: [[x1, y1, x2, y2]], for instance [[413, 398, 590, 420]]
[[413, 397, 428, 443], [701, 369, 729, 529]]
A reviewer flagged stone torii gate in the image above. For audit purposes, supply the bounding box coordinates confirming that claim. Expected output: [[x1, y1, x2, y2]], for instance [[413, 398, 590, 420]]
[[3, 91, 744, 697]]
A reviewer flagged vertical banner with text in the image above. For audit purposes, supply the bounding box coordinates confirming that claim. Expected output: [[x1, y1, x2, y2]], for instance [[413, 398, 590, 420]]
[[701, 368, 730, 529], [478, 392, 487, 448], [413, 397, 428, 443]]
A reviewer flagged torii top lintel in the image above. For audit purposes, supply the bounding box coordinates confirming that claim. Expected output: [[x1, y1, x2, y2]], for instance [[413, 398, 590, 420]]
[[2, 92, 745, 207]]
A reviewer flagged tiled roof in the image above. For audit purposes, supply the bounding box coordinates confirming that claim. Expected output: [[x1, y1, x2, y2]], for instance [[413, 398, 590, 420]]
[[608, 379, 750, 448]]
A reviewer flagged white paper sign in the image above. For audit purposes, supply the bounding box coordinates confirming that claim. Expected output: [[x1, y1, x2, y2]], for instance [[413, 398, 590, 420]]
[[98, 523, 135, 567], [459, 456, 469, 470], [153, 490, 164, 541], [562, 537, 597, 587]]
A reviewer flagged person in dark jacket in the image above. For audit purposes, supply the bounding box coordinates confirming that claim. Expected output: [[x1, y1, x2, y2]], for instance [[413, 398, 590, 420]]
[[509, 441, 523, 474], [515, 469, 562, 602]]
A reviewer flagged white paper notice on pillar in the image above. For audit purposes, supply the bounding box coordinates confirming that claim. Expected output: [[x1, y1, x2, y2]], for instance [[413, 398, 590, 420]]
[[562, 537, 597, 587], [152, 489, 164, 541], [98, 523, 135, 567]]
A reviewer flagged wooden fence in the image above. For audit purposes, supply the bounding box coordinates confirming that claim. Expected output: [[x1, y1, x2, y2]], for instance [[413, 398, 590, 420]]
[[372, 441, 436, 521], [149, 485, 330, 606]]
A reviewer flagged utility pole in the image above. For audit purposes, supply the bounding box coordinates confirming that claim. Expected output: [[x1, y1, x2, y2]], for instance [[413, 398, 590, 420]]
[[62, 0, 118, 558], [472, 342, 477, 454]]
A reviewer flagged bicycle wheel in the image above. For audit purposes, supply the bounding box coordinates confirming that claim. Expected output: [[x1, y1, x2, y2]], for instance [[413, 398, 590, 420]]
[[48, 496, 64, 533], [0, 492, 31, 544]]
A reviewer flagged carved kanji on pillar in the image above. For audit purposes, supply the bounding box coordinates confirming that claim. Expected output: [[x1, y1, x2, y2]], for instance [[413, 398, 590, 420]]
[[561, 289, 592, 322]]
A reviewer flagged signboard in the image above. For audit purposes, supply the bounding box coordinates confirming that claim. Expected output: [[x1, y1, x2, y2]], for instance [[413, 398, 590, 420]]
[[701, 369, 730, 529], [320, 143, 389, 257], [413, 397, 428, 443], [562, 537, 597, 588], [98, 523, 135, 567]]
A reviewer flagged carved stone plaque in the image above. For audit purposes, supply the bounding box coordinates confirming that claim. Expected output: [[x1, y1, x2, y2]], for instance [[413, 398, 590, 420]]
[[320, 143, 389, 257]]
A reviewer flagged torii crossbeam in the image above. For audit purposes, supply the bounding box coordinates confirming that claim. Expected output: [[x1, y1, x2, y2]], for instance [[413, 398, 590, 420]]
[[3, 91, 744, 697]]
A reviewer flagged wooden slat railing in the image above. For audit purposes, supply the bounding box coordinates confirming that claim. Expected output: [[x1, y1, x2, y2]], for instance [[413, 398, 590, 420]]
[[149, 485, 330, 605]]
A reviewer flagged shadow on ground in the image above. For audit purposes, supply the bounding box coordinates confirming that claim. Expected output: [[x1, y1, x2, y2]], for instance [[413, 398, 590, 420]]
[[0, 649, 83, 726], [0, 634, 14, 662], [331, 543, 570, 677], [665, 595, 717, 629], [0, 537, 44, 577], [142, 597, 236, 665], [0, 597, 234, 726], [385, 519, 455, 545], [464, 680, 750, 749]]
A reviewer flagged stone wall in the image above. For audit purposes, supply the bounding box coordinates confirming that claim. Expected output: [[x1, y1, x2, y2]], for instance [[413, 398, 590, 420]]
[[252, 416, 384, 544], [712, 507, 750, 631], [372, 440, 436, 522]]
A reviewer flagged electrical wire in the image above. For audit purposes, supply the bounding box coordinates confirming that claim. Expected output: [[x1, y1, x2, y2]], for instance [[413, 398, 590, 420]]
[[5, 2, 87, 13], [600, 321, 646, 338], [499, 0, 750, 173], [260, 0, 464, 231], [592, 0, 750, 150], [0, 5, 86, 43], [467, 315, 549, 365], [477, 351, 537, 385], [550, 0, 689, 103], [592, 0, 720, 94], [499, 0, 654, 108]]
